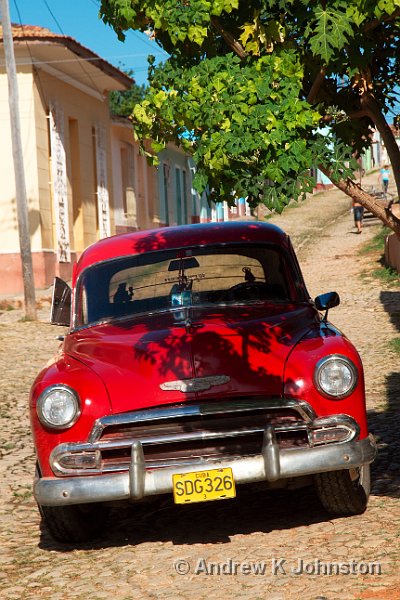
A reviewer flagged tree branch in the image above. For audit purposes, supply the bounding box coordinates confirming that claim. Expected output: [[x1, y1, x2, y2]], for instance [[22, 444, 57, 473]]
[[318, 165, 400, 233], [363, 7, 400, 33], [347, 109, 370, 120], [211, 18, 247, 59], [307, 67, 326, 103], [359, 92, 400, 197]]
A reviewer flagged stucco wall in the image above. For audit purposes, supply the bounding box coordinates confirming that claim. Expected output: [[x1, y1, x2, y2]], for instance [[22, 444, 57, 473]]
[[0, 65, 42, 253], [385, 232, 400, 273], [158, 144, 193, 226], [111, 122, 161, 232], [33, 67, 115, 252], [0, 48, 119, 293]]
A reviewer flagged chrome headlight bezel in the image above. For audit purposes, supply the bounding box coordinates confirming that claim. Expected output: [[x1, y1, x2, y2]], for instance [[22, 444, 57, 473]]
[[314, 354, 358, 399], [36, 385, 81, 429]]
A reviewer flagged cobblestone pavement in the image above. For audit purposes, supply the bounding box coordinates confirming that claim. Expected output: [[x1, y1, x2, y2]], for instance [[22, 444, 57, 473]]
[[1, 178, 399, 600]]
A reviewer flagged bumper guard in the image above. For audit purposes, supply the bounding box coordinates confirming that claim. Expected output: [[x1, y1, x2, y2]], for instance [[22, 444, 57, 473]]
[[34, 429, 377, 507]]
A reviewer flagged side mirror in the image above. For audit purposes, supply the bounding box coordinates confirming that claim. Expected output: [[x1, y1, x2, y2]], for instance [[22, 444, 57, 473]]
[[50, 277, 71, 326], [314, 292, 340, 322], [315, 292, 340, 311]]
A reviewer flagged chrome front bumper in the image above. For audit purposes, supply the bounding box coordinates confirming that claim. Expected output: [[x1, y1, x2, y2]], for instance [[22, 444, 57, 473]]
[[34, 430, 377, 507]]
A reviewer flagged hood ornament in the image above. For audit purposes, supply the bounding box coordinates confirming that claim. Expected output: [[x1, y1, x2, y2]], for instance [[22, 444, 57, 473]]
[[160, 375, 230, 393]]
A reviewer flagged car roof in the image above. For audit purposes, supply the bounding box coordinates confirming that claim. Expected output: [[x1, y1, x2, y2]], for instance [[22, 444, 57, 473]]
[[74, 221, 290, 279]]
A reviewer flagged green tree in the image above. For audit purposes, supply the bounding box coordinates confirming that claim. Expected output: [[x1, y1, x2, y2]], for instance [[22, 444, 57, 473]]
[[100, 0, 400, 234], [109, 69, 147, 117]]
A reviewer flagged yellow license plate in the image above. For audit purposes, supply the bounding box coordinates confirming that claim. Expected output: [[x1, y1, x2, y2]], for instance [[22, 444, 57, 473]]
[[172, 467, 236, 504]]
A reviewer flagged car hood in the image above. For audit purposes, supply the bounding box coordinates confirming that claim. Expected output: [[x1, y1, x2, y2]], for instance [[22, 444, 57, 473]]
[[64, 303, 317, 413]]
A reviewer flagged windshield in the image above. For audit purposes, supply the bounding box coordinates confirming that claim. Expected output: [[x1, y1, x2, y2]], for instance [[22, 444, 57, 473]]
[[75, 244, 301, 328]]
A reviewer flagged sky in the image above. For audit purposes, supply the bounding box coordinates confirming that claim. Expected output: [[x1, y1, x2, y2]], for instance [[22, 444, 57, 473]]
[[9, 0, 169, 86]]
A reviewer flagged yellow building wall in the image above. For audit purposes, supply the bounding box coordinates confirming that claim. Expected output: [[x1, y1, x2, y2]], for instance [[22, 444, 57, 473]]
[[0, 65, 42, 253], [33, 68, 115, 253], [111, 120, 160, 232], [0, 50, 119, 293], [0, 61, 116, 258]]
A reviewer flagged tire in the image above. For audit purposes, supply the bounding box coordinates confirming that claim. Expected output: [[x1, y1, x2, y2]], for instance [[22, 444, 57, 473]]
[[38, 502, 109, 544], [314, 464, 371, 516], [34, 461, 109, 543]]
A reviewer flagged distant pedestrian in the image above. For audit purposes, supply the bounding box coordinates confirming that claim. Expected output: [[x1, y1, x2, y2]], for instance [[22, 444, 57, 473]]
[[379, 164, 390, 194], [352, 199, 364, 234]]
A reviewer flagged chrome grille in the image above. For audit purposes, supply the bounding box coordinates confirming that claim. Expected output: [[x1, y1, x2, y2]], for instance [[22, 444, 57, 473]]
[[50, 402, 360, 476], [95, 398, 312, 471]]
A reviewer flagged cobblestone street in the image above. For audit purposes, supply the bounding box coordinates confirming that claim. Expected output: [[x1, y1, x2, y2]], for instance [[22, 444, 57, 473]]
[[1, 181, 399, 600]]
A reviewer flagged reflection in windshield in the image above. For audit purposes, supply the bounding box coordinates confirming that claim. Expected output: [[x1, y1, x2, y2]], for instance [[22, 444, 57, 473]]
[[75, 244, 298, 327]]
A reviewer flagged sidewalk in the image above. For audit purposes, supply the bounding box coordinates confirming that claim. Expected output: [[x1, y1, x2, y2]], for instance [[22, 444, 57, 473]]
[[268, 169, 392, 260]]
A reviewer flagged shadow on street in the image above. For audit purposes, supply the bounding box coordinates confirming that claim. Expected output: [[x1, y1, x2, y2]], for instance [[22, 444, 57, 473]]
[[367, 290, 400, 500], [38, 483, 335, 552]]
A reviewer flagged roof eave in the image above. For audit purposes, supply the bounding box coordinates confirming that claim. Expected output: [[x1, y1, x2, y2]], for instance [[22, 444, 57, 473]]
[[2, 31, 134, 90]]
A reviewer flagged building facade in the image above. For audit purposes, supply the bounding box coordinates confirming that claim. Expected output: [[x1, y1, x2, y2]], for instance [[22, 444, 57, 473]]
[[111, 118, 162, 233], [0, 24, 134, 294]]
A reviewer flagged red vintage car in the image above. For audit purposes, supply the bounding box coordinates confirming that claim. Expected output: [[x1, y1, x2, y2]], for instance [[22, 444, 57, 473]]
[[30, 221, 376, 543]]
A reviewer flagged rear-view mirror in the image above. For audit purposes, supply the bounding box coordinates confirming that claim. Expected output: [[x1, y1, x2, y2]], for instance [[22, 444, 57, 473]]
[[168, 257, 200, 271]]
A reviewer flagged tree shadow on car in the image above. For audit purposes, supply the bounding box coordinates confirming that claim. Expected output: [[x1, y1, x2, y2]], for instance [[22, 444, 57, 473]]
[[38, 483, 338, 552]]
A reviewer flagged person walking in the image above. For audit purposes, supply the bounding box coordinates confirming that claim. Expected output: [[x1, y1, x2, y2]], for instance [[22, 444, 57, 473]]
[[352, 199, 364, 234], [379, 164, 390, 195]]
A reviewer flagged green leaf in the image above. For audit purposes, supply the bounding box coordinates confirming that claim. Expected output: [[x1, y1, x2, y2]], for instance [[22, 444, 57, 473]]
[[308, 5, 354, 62]]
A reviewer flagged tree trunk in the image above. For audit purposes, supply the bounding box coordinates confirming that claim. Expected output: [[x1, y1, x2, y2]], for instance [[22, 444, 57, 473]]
[[360, 93, 400, 199], [318, 165, 400, 236], [318, 93, 400, 236]]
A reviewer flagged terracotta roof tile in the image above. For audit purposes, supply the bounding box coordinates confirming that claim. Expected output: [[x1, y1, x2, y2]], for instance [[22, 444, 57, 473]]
[[0, 23, 58, 39], [0, 23, 133, 88]]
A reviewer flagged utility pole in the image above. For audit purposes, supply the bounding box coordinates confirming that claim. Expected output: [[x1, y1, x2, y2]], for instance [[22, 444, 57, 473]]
[[1, 0, 36, 319]]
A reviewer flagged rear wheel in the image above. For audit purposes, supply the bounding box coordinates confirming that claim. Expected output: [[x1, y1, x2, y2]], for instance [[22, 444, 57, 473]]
[[314, 464, 370, 515], [38, 502, 109, 543]]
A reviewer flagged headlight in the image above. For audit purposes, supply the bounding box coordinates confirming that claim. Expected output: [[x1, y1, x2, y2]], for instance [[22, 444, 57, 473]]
[[37, 385, 80, 429], [314, 355, 358, 399]]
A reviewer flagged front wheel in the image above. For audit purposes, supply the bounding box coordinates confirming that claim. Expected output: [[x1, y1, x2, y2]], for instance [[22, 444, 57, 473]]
[[38, 502, 109, 543], [314, 464, 371, 516]]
